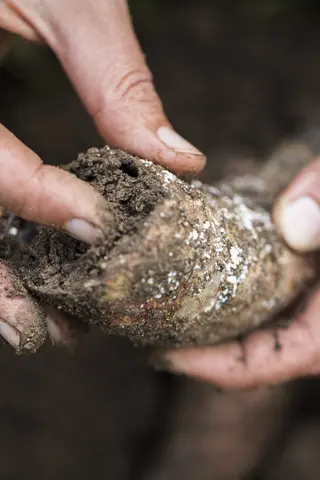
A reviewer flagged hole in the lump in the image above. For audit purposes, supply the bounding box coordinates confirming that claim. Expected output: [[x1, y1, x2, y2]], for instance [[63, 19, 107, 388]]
[[119, 160, 139, 178]]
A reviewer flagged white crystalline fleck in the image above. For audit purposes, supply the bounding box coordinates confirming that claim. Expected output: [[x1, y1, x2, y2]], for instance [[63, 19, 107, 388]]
[[140, 159, 153, 167], [230, 246, 242, 266], [265, 244, 272, 253], [191, 180, 203, 189], [227, 275, 238, 284], [192, 230, 198, 241], [168, 271, 177, 277], [119, 256, 126, 265], [232, 197, 273, 234], [204, 297, 216, 313], [238, 263, 249, 283], [160, 170, 177, 185], [9, 227, 18, 236], [216, 244, 223, 253]]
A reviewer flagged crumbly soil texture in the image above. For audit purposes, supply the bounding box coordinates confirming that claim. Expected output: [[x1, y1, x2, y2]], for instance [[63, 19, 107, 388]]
[[2, 147, 169, 330]]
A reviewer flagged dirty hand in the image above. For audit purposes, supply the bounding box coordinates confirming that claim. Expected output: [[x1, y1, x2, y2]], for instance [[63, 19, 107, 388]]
[[0, 0, 205, 350], [161, 159, 320, 389]]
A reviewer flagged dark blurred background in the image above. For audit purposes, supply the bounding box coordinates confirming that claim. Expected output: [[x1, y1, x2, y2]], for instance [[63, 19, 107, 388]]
[[1, 1, 320, 479]]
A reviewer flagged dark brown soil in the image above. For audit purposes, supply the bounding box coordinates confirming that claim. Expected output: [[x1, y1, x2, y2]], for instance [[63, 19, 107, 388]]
[[27, 147, 166, 273]]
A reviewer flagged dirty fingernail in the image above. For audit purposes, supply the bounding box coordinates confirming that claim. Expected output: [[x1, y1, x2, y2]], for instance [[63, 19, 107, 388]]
[[46, 315, 66, 345], [149, 351, 182, 374], [0, 320, 20, 348], [45, 307, 88, 347], [157, 126, 203, 156], [277, 196, 320, 252], [64, 219, 100, 244]]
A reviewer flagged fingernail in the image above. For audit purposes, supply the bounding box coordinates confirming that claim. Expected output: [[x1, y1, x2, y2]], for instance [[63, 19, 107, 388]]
[[64, 219, 100, 244], [46, 316, 63, 345], [157, 126, 203, 156], [277, 196, 320, 252], [149, 350, 188, 377], [45, 308, 88, 347], [149, 352, 177, 373], [0, 320, 20, 348]]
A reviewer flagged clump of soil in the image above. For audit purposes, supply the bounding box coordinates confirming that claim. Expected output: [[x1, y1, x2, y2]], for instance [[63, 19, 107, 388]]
[[67, 146, 167, 256], [21, 146, 166, 264], [25, 146, 166, 269], [6, 147, 169, 330]]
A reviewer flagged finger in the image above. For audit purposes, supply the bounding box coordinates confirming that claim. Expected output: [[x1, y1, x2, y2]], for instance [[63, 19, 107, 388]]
[[273, 157, 320, 252], [0, 261, 46, 353], [0, 4, 41, 42], [44, 305, 88, 348], [157, 289, 320, 389], [7, 0, 206, 175], [0, 124, 113, 244]]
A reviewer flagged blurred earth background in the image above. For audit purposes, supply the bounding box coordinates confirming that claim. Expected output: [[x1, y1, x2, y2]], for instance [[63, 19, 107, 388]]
[[1, 0, 320, 478]]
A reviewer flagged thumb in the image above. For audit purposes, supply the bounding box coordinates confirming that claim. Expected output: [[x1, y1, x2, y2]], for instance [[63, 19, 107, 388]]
[[9, 0, 206, 175], [0, 124, 112, 244], [273, 157, 320, 252]]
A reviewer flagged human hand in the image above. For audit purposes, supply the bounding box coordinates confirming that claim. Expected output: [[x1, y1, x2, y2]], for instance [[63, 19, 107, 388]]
[[159, 158, 320, 389], [0, 0, 205, 351], [1, 0, 205, 174]]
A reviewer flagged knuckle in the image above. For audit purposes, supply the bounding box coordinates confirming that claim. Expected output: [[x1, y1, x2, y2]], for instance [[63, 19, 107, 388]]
[[112, 67, 156, 103], [92, 65, 165, 132]]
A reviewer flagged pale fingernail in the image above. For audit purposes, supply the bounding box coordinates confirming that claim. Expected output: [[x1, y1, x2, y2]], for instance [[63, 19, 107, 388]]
[[277, 196, 320, 252], [0, 320, 20, 348], [64, 219, 100, 244], [157, 126, 203, 155], [45, 310, 88, 347], [46, 316, 63, 345], [149, 351, 177, 373]]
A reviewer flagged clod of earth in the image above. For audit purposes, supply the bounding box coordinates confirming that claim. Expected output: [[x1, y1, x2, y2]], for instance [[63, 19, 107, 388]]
[[0, 131, 318, 351]]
